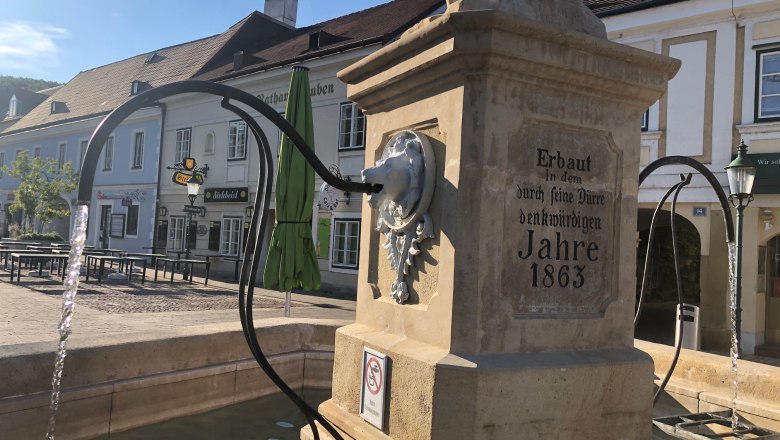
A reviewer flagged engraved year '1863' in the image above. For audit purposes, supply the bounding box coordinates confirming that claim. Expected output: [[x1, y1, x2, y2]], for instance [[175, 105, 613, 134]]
[[515, 148, 606, 290]]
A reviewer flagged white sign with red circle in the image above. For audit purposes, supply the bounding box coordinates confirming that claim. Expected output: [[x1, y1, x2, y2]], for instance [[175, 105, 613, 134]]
[[360, 347, 387, 429]]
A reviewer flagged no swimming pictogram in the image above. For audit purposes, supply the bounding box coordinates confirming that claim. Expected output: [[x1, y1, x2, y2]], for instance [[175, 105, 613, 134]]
[[360, 347, 387, 429], [365, 357, 382, 395]]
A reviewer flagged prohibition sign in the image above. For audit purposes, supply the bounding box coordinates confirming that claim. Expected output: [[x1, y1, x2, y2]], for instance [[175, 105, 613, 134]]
[[365, 357, 382, 395]]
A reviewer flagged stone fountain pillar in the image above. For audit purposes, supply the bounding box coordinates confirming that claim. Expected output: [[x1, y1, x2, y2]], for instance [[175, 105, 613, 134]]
[[304, 1, 680, 439]]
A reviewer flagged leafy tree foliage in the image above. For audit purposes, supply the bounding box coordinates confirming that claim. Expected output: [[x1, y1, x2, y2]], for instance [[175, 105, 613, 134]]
[[1, 76, 60, 118], [0, 76, 60, 91], [1, 151, 78, 233]]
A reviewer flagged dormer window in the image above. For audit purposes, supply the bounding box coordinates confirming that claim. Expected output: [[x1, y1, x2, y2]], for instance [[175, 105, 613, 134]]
[[145, 52, 163, 64], [8, 95, 20, 117], [131, 80, 150, 96], [308, 30, 340, 51], [50, 101, 66, 114]]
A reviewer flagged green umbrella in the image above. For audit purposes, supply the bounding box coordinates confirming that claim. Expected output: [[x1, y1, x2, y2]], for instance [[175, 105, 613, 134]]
[[263, 66, 320, 305]]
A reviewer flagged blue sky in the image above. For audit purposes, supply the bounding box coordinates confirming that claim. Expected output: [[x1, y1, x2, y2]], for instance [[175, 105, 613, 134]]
[[0, 0, 388, 84]]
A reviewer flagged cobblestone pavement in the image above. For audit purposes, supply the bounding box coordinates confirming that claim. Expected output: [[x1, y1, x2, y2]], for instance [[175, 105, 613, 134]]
[[0, 269, 355, 347]]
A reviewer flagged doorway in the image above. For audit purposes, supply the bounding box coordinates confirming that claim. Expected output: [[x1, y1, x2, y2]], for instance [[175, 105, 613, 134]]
[[635, 208, 702, 345], [763, 236, 780, 348], [98, 204, 112, 249]]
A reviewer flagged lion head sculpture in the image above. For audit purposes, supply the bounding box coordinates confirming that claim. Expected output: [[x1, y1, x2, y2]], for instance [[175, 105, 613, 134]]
[[361, 133, 424, 221]]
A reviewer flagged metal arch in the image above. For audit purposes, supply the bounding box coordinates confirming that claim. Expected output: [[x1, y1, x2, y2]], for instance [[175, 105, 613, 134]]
[[77, 80, 380, 203], [75, 80, 364, 440], [637, 156, 735, 407], [638, 155, 734, 241]]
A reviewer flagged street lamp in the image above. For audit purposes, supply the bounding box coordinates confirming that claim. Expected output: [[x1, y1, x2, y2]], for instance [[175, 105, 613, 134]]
[[184, 173, 203, 263], [725, 140, 758, 353]]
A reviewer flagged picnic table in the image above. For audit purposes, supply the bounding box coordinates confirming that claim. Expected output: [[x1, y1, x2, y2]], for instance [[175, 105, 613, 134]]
[[26, 245, 58, 253], [154, 257, 210, 285], [195, 254, 244, 281], [9, 252, 69, 283], [82, 254, 151, 284], [85, 255, 125, 284], [0, 248, 42, 270], [0, 241, 42, 250], [122, 252, 165, 267], [120, 256, 148, 284]]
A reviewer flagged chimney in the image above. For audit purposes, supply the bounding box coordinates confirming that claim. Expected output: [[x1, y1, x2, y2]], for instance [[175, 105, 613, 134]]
[[233, 51, 245, 71], [264, 0, 298, 27]]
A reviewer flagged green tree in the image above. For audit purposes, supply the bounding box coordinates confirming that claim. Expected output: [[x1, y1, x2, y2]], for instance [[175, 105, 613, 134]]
[[1, 151, 78, 233], [0, 76, 60, 91]]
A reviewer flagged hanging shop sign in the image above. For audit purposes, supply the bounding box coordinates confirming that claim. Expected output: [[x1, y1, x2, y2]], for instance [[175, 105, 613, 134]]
[[204, 187, 248, 203], [172, 172, 192, 186], [169, 157, 208, 187], [749, 153, 780, 194]]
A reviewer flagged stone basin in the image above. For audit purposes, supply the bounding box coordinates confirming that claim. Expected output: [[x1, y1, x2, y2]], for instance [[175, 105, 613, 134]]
[[0, 319, 345, 439], [3, 321, 779, 439]]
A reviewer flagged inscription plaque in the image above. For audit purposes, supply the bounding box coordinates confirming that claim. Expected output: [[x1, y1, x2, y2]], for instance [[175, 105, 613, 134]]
[[504, 122, 620, 318]]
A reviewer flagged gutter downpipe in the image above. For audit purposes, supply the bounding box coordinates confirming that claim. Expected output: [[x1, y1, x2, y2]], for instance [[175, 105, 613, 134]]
[[152, 102, 167, 253]]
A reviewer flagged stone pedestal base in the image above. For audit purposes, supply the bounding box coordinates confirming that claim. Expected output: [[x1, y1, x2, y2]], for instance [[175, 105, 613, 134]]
[[302, 324, 654, 440]]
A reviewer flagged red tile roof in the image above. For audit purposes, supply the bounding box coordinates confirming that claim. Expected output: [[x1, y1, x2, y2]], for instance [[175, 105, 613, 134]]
[[195, 0, 445, 81], [1, 0, 688, 136]]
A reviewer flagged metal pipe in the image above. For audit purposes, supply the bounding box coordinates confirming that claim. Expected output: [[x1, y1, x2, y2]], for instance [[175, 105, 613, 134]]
[[639, 157, 735, 407], [78, 80, 380, 204], [152, 102, 167, 255], [635, 181, 685, 327], [638, 155, 734, 241], [652, 173, 691, 404], [735, 202, 745, 353], [75, 80, 359, 440]]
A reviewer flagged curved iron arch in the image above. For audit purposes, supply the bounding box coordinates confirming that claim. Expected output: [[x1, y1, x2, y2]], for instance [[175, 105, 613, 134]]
[[639, 155, 734, 242], [637, 155, 735, 407], [76, 80, 379, 440]]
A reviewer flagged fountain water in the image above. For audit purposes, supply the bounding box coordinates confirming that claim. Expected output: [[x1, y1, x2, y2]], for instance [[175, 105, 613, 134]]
[[45, 205, 89, 440], [728, 241, 740, 429]]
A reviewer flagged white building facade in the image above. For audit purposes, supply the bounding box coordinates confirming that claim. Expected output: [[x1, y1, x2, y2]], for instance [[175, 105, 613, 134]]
[[603, 0, 780, 355]]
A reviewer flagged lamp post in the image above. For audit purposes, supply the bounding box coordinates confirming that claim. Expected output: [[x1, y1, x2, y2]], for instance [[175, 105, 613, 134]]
[[184, 174, 202, 274], [725, 140, 758, 353]]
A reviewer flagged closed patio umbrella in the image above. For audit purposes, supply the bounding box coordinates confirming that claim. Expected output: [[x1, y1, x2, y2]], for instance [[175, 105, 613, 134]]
[[263, 66, 320, 315]]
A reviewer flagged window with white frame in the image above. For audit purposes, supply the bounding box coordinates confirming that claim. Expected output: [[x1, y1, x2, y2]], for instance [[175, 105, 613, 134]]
[[175, 128, 192, 163], [757, 48, 780, 121], [125, 204, 139, 236], [338, 102, 365, 150], [221, 217, 242, 256], [34, 147, 41, 158], [228, 120, 247, 160], [641, 109, 649, 132], [103, 136, 114, 171], [168, 216, 185, 251], [132, 132, 144, 169], [57, 143, 66, 171], [332, 218, 360, 269], [79, 140, 88, 170]]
